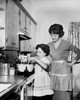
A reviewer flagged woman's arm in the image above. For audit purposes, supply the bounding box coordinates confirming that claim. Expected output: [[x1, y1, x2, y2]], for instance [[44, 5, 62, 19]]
[[68, 43, 80, 66]]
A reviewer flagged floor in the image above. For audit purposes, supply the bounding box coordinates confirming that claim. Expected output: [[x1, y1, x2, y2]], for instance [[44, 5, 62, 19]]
[[24, 90, 80, 100], [73, 91, 80, 100], [73, 97, 80, 100], [23, 96, 80, 100]]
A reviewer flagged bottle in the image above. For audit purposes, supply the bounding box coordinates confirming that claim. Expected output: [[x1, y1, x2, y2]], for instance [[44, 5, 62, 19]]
[[24, 67, 29, 77]]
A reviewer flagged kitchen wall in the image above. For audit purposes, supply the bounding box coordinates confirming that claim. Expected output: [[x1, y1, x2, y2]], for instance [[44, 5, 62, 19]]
[[23, 0, 80, 45], [21, 0, 37, 21], [21, 0, 80, 45], [36, 10, 80, 44], [36, 10, 80, 95]]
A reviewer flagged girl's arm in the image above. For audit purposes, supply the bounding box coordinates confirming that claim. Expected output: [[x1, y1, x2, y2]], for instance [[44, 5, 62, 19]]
[[28, 57, 50, 72]]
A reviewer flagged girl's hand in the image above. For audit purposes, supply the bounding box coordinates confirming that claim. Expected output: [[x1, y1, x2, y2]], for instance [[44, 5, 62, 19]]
[[28, 57, 36, 61], [28, 57, 36, 64]]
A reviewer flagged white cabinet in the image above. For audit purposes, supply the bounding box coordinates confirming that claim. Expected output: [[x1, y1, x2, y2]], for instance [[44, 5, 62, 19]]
[[6, 0, 19, 49], [20, 18, 37, 52], [0, 0, 37, 62], [19, 9, 37, 52], [0, 0, 19, 50], [0, 0, 6, 48], [19, 10, 25, 30]]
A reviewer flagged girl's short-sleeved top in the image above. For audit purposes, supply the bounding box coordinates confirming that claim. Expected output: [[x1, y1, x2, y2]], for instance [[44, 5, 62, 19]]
[[35, 57, 50, 74]]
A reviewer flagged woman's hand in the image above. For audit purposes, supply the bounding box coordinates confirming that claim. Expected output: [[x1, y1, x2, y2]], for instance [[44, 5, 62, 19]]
[[67, 62, 72, 67], [67, 60, 76, 67]]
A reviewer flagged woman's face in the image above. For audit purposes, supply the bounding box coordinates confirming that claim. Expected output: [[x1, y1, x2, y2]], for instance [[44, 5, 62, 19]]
[[36, 48, 46, 58], [50, 33, 60, 43]]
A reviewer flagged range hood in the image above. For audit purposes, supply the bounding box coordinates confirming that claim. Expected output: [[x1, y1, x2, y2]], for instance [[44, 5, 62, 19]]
[[17, 28, 31, 40], [19, 34, 31, 40]]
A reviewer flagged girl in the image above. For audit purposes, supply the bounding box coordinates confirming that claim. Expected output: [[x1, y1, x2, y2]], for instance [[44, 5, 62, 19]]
[[28, 44, 53, 100]]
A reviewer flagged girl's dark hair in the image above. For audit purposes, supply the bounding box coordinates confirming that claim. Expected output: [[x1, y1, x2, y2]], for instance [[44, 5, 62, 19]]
[[48, 24, 64, 38], [36, 44, 50, 56]]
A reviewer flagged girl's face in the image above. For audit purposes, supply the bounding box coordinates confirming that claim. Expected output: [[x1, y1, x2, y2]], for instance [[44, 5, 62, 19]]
[[50, 33, 60, 43], [37, 48, 46, 58]]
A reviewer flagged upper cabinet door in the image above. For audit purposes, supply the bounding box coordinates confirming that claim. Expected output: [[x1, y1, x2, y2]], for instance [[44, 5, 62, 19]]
[[20, 10, 25, 30], [0, 0, 6, 47], [25, 16, 31, 35], [6, 0, 19, 49], [0, 10, 5, 47]]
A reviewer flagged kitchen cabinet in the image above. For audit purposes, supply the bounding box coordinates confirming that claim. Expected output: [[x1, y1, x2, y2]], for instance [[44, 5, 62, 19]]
[[19, 10, 31, 52], [0, 0, 20, 63], [19, 10, 25, 30], [6, 0, 19, 50], [0, 0, 6, 48], [0, 0, 19, 50], [0, 0, 37, 62], [20, 16, 31, 51], [20, 18, 37, 52], [26, 16, 31, 36], [18, 6, 37, 52]]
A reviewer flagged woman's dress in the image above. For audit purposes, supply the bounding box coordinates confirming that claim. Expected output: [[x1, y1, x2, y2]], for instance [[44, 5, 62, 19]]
[[48, 39, 80, 100]]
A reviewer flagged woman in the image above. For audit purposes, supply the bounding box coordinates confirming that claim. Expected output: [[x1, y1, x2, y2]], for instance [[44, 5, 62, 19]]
[[28, 44, 53, 100], [47, 24, 80, 100]]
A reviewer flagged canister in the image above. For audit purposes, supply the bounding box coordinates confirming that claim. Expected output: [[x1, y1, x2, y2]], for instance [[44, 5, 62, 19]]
[[0, 63, 10, 75], [10, 67, 15, 75]]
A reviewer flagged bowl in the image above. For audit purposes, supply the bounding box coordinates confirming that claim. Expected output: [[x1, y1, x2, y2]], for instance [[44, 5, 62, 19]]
[[17, 64, 27, 72]]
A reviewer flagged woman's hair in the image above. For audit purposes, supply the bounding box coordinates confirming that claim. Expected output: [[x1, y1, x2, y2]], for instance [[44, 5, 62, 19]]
[[48, 23, 64, 37], [36, 44, 50, 56]]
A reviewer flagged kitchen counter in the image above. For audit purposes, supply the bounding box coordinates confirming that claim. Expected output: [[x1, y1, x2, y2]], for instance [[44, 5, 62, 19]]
[[0, 75, 25, 84], [0, 75, 26, 97], [0, 74, 34, 100]]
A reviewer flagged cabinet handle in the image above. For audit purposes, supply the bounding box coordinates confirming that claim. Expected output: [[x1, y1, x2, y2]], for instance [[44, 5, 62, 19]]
[[24, 27, 27, 30], [0, 27, 5, 30], [11, 42, 16, 45], [0, 8, 5, 11]]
